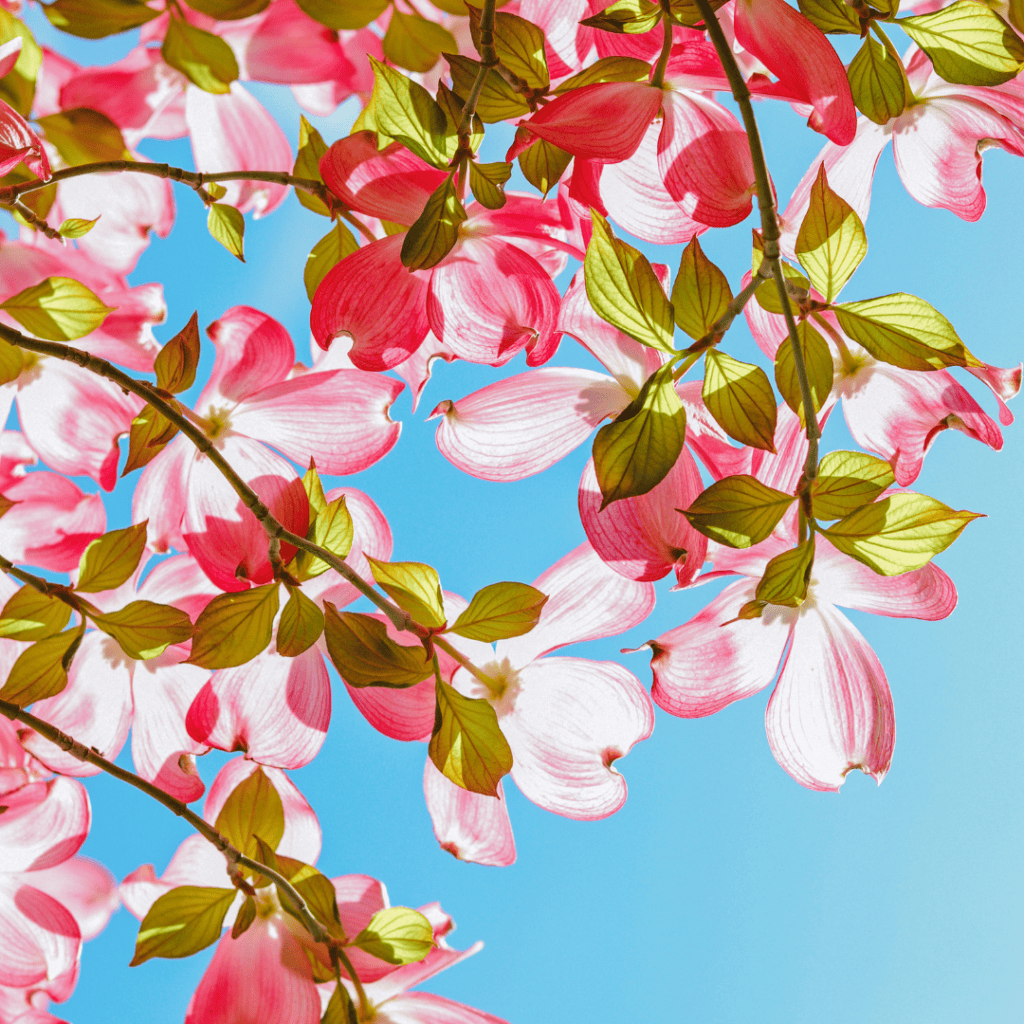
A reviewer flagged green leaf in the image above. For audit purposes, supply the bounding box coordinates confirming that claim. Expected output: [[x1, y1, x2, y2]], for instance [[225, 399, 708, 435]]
[[833, 293, 981, 371], [666, 0, 727, 26], [130, 886, 236, 966], [585, 211, 675, 353], [384, 11, 457, 73], [671, 237, 732, 341], [43, 0, 159, 39], [795, 164, 867, 302], [1010, 0, 1024, 35], [847, 33, 909, 124], [301, 459, 327, 519], [207, 203, 245, 261], [0, 10, 43, 117], [276, 588, 325, 658], [154, 312, 201, 395], [76, 522, 148, 593], [58, 216, 100, 239], [490, 10, 549, 88], [0, 276, 114, 341], [161, 16, 239, 94], [797, 0, 861, 33], [554, 55, 653, 93], [37, 108, 129, 166], [469, 161, 512, 210], [400, 175, 465, 271], [352, 907, 434, 966], [430, 677, 513, 796], [0, 337, 22, 384], [322, 605, 433, 688], [592, 363, 686, 508], [811, 450, 896, 520], [517, 138, 573, 197], [755, 538, 815, 607], [0, 622, 84, 705], [304, 221, 358, 302], [185, 0, 270, 19], [0, 586, 72, 641], [449, 582, 548, 642], [899, 0, 1024, 86], [188, 584, 280, 669], [293, 115, 331, 217], [447, 53, 530, 122], [435, 81, 482, 161], [752, 233, 809, 315], [822, 492, 982, 575], [774, 320, 834, 425], [214, 764, 286, 859], [253, 838, 343, 938], [367, 558, 446, 629], [293, 495, 354, 581], [702, 349, 778, 452], [581, 0, 662, 33], [297, 0, 387, 29], [122, 404, 179, 476], [322, 983, 358, 1024], [90, 601, 194, 661], [682, 475, 796, 548], [369, 56, 449, 167], [231, 895, 256, 939]]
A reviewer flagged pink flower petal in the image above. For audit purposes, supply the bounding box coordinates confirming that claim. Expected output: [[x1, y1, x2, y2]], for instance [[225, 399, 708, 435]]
[[121, 834, 230, 920], [966, 361, 1022, 425], [20, 857, 119, 942], [330, 875, 398, 984], [137, 553, 220, 622], [133, 435, 192, 555], [0, 98, 49, 180], [343, 675, 435, 743], [0, 881, 79, 990], [391, 332, 456, 413], [365, 937, 483, 1005], [373, 992, 509, 1024], [0, 776, 90, 871]]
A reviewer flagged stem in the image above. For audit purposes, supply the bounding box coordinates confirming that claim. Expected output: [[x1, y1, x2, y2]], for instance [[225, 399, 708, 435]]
[[433, 635, 496, 690], [456, 0, 497, 152], [0, 554, 79, 608], [339, 209, 377, 244], [0, 325, 414, 634], [707, 261, 772, 339], [0, 696, 330, 945], [650, 6, 674, 89], [335, 946, 372, 1021], [694, 0, 820, 481], [8, 200, 61, 239]]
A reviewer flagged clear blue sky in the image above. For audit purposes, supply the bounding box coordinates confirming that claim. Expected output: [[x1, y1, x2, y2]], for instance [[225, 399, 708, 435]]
[[14, 10, 1022, 1024]]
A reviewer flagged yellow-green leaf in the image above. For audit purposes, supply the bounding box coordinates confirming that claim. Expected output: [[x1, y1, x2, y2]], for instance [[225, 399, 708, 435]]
[[400, 175, 465, 271], [774, 320, 834, 425], [37, 108, 129, 166], [154, 311, 201, 394], [301, 459, 327, 520], [593, 362, 687, 508], [797, 0, 861, 33], [666, 0, 727, 26], [293, 495, 354, 581], [161, 16, 239, 94], [76, 522, 148, 593], [899, 0, 1024, 86], [231, 894, 256, 939], [489, 10, 549, 88], [447, 53, 530, 122], [188, 584, 280, 669], [755, 538, 815, 607], [122, 404, 179, 476], [0, 337, 22, 385], [322, 982, 358, 1024], [384, 11, 457, 73], [352, 907, 434, 965], [253, 839, 343, 938], [682, 475, 796, 548], [0, 276, 114, 341], [671, 236, 732, 341], [43, 0, 159, 39], [811, 450, 896, 520], [304, 221, 359, 302], [297, 0, 387, 29], [276, 588, 325, 658], [822, 492, 982, 575], [702, 349, 777, 452], [0, 585, 72, 641], [366, 558, 445, 629], [435, 81, 482, 161], [214, 764, 286, 858], [752, 233, 809, 315], [293, 115, 331, 217], [185, 0, 270, 20], [429, 677, 512, 795], [370, 56, 449, 167], [469, 161, 512, 210], [449, 582, 548, 642], [0, 622, 84, 706], [207, 203, 245, 261], [582, 0, 662, 33], [517, 138, 572, 196], [0, 10, 43, 116], [130, 886, 236, 966], [585, 210, 675, 352], [847, 33, 909, 124], [795, 164, 867, 302], [833, 293, 981, 371], [91, 600, 194, 661], [322, 605, 433, 688], [554, 55, 651, 93], [58, 216, 100, 239]]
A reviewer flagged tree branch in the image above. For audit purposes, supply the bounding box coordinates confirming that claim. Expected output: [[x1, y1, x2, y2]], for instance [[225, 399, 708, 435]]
[[456, 0, 498, 152]]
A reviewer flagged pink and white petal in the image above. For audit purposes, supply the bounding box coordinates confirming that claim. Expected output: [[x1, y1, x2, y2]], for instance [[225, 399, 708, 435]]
[[391, 332, 456, 413], [120, 834, 230, 920], [203, 759, 321, 864], [184, 917, 320, 1024], [132, 435, 193, 555], [375, 992, 509, 1024], [198, 306, 296, 411], [131, 658, 211, 802], [22, 633, 133, 778], [185, 83, 292, 217], [423, 758, 516, 867], [966, 361, 1021, 425], [0, 429, 37, 489], [750, 401, 815, 494], [343, 676, 435, 744], [0, 776, 90, 871], [841, 363, 1002, 486], [500, 541, 657, 665], [310, 234, 431, 371], [365, 941, 484, 1006], [500, 656, 653, 820], [137, 553, 220, 621], [231, 370, 403, 476], [330, 875, 399, 984], [182, 434, 308, 592], [186, 646, 330, 770], [519, 0, 591, 75], [650, 578, 795, 717], [427, 237, 560, 366], [21, 858, 119, 942], [0, 99, 49, 180], [431, 368, 626, 482], [578, 448, 707, 585], [17, 362, 142, 491], [0, 881, 79, 990], [765, 603, 894, 791]]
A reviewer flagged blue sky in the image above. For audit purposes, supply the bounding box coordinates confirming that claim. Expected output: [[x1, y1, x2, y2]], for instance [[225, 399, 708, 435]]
[[11, 9, 1023, 1024]]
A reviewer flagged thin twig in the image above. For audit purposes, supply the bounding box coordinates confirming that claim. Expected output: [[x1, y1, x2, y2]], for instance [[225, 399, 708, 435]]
[[708, 262, 773, 339], [456, 0, 498, 152], [8, 200, 62, 240]]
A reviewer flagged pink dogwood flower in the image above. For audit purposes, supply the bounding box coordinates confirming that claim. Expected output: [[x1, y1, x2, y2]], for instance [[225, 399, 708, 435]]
[[0, 39, 49, 182]]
